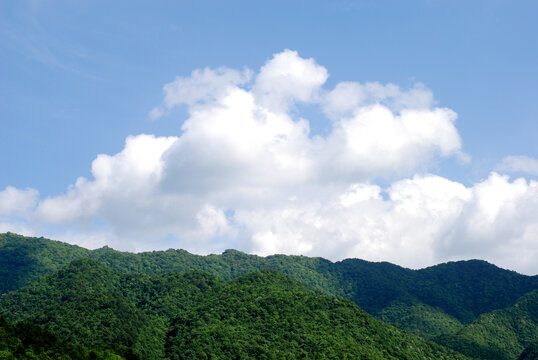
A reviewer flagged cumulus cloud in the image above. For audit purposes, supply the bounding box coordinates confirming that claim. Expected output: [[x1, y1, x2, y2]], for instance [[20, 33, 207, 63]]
[[321, 105, 463, 179], [235, 175, 472, 268], [497, 155, 538, 176], [322, 81, 435, 119], [436, 173, 538, 273], [233, 172, 538, 274], [150, 67, 252, 120], [3, 49, 538, 274], [0, 187, 39, 239], [0, 186, 38, 216], [253, 49, 329, 112], [36, 134, 177, 226]]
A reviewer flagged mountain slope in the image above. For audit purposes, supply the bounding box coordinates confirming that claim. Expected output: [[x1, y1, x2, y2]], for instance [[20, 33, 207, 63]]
[[519, 339, 538, 360], [0, 316, 137, 360], [378, 300, 464, 340], [0, 232, 91, 294], [2, 232, 538, 359], [165, 270, 470, 359], [436, 290, 538, 360], [2, 233, 537, 326], [0, 258, 222, 359], [0, 259, 471, 359]]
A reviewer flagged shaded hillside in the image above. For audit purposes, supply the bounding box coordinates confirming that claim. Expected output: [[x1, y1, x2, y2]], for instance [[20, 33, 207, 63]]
[[0, 232, 91, 294], [334, 258, 538, 323], [436, 290, 538, 360], [519, 339, 538, 360], [0, 316, 137, 359]]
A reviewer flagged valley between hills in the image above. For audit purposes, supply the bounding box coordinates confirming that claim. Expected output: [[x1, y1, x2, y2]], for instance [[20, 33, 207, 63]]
[[1, 232, 537, 359]]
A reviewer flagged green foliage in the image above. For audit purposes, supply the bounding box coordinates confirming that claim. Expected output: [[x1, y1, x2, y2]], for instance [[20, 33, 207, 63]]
[[2, 233, 538, 359], [0, 259, 222, 360], [519, 339, 538, 360], [0, 232, 91, 294], [379, 301, 464, 340], [436, 290, 538, 360], [414, 260, 538, 324], [165, 270, 470, 359], [0, 259, 472, 360], [3, 233, 537, 325], [0, 315, 134, 359]]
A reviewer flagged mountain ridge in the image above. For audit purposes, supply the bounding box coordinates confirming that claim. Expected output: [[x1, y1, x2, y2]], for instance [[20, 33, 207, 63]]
[[2, 232, 537, 324], [0, 258, 472, 360], [2, 232, 538, 359]]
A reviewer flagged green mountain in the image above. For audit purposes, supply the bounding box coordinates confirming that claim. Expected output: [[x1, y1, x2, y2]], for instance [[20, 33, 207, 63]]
[[435, 290, 538, 360], [378, 300, 464, 340], [0, 258, 470, 360], [165, 270, 471, 359], [0, 258, 221, 359], [2, 232, 537, 359], [2, 233, 537, 325], [0, 315, 137, 360], [0, 233, 91, 295]]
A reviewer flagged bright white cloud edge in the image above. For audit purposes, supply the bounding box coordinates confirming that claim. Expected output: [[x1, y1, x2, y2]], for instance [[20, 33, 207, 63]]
[[1, 49, 537, 275]]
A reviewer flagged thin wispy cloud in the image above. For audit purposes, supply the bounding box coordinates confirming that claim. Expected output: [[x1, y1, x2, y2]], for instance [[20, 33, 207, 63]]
[[0, 2, 98, 80], [497, 156, 538, 176]]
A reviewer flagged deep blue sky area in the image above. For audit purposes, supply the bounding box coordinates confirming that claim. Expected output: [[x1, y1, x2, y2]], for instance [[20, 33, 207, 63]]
[[2, 0, 537, 195]]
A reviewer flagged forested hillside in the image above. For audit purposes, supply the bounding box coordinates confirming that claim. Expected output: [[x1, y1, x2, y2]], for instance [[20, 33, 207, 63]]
[[0, 258, 471, 359], [519, 339, 538, 360], [165, 270, 469, 359], [0, 258, 221, 359], [2, 233, 537, 323], [1, 233, 537, 359], [436, 290, 538, 360], [0, 316, 136, 359]]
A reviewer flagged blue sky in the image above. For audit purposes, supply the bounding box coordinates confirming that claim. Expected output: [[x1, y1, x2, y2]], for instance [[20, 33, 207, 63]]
[[1, 0, 538, 274]]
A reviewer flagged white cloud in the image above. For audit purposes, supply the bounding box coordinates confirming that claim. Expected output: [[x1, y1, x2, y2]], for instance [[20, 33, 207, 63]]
[[436, 173, 538, 274], [150, 67, 252, 119], [320, 105, 462, 180], [36, 134, 177, 225], [233, 173, 538, 274], [3, 50, 538, 274], [497, 155, 538, 176], [160, 87, 314, 195], [234, 175, 472, 269], [253, 49, 329, 112], [0, 186, 38, 216], [323, 81, 434, 120], [0, 222, 36, 237]]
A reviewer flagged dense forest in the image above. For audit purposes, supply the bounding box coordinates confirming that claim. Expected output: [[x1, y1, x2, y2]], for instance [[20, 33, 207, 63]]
[[0, 316, 137, 359], [1, 232, 537, 359], [0, 258, 469, 359]]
